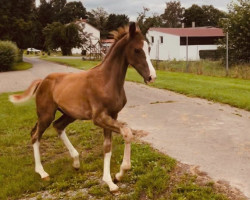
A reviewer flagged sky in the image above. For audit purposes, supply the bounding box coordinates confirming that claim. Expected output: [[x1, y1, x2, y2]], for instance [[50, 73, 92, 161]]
[[36, 0, 235, 21]]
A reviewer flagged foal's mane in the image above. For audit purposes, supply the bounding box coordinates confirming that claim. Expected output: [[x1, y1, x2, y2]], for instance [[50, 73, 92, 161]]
[[102, 25, 141, 62]]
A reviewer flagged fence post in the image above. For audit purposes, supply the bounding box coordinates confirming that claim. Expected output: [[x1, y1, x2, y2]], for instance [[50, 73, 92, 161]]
[[186, 36, 189, 72]]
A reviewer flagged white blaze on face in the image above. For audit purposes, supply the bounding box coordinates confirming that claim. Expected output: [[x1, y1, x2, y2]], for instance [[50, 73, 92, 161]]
[[142, 41, 156, 82]]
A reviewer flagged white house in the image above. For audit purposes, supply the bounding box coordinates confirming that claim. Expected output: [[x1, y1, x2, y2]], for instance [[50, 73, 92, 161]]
[[72, 19, 100, 55], [147, 27, 224, 61]]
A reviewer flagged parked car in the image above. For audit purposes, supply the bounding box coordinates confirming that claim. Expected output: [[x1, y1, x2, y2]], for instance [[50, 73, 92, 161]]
[[27, 48, 41, 53]]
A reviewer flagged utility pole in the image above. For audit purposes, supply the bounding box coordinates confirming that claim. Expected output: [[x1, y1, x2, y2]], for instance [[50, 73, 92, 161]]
[[226, 31, 229, 76], [221, 18, 229, 76]]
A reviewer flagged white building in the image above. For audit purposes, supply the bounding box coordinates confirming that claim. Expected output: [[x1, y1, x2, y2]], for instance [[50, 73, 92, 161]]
[[72, 19, 100, 55], [147, 27, 224, 61]]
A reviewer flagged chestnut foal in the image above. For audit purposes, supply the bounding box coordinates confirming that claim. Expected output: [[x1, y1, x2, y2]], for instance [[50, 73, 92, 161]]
[[9, 23, 156, 192]]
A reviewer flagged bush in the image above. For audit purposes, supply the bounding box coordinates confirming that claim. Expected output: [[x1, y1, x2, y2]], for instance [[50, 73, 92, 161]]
[[0, 41, 18, 71], [16, 50, 23, 63]]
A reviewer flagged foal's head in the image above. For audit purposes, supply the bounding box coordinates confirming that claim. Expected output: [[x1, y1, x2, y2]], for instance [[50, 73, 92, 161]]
[[112, 22, 156, 84], [126, 23, 156, 83]]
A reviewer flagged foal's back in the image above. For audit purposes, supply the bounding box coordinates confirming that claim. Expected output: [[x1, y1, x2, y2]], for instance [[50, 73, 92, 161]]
[[36, 66, 108, 120]]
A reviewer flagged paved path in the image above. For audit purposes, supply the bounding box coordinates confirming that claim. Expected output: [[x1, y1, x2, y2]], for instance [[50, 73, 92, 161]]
[[1, 58, 250, 198], [0, 57, 79, 93]]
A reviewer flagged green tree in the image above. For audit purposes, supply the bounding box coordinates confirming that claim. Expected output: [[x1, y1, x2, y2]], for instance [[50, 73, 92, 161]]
[[105, 14, 129, 32], [37, 0, 54, 27], [183, 4, 204, 27], [43, 22, 83, 55], [137, 7, 163, 36], [0, 0, 36, 49], [87, 7, 108, 38], [183, 4, 226, 27], [161, 1, 184, 27], [58, 1, 87, 24], [220, 0, 250, 64]]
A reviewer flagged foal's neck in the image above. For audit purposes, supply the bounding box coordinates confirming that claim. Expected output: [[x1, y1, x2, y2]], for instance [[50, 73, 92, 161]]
[[101, 40, 128, 90]]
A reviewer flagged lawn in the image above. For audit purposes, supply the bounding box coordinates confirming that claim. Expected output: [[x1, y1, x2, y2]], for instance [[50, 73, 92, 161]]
[[0, 93, 230, 199], [0, 62, 32, 71], [41, 57, 250, 111], [152, 60, 250, 79], [40, 57, 99, 70]]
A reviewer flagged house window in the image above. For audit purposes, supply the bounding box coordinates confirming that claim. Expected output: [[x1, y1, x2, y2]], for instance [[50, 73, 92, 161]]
[[151, 36, 154, 43], [160, 36, 163, 43]]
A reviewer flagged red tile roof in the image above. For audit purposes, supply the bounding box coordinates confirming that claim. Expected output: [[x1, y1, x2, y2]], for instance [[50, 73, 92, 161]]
[[149, 27, 224, 37]]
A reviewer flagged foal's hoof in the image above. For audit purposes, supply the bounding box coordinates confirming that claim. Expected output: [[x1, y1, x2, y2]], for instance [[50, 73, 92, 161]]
[[114, 173, 122, 183], [42, 176, 50, 181], [109, 184, 119, 193], [72, 159, 80, 170], [113, 177, 119, 184]]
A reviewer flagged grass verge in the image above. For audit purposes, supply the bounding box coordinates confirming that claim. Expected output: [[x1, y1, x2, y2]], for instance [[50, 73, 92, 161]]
[[40, 57, 99, 70], [41, 57, 250, 111], [11, 62, 32, 71], [0, 93, 231, 199]]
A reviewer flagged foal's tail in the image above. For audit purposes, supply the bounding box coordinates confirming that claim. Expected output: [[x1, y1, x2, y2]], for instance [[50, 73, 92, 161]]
[[9, 79, 42, 103]]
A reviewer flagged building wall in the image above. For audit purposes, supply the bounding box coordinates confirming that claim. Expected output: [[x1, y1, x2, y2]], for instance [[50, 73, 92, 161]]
[[72, 22, 100, 54], [147, 31, 180, 60], [179, 45, 219, 60], [147, 30, 221, 61]]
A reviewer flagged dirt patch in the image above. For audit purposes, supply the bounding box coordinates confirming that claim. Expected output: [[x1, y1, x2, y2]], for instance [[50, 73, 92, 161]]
[[150, 100, 176, 104], [170, 163, 248, 200]]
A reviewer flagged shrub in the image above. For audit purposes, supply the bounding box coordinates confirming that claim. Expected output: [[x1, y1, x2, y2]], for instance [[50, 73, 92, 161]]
[[0, 41, 18, 71], [16, 50, 23, 63]]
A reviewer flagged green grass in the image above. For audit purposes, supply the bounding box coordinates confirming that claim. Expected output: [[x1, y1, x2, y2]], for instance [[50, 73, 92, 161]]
[[126, 69, 250, 111], [152, 60, 250, 79], [10, 61, 32, 71], [41, 57, 99, 70], [41, 57, 250, 111], [0, 93, 229, 199]]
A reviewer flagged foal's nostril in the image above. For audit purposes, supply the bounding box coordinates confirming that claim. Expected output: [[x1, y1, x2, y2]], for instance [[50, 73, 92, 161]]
[[148, 76, 152, 82]]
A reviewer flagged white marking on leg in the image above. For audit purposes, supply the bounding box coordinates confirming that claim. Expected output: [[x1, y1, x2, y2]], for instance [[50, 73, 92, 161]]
[[115, 142, 131, 181], [60, 130, 80, 168], [143, 41, 156, 82], [103, 152, 119, 192], [33, 141, 49, 179]]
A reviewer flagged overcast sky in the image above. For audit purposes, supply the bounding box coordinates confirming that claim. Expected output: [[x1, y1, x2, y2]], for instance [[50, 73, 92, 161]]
[[37, 0, 235, 21]]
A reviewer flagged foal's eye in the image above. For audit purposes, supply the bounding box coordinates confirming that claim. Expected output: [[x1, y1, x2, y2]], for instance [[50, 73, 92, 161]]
[[134, 49, 140, 54]]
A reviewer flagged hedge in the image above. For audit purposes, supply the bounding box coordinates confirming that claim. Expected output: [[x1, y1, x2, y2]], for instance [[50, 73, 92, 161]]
[[0, 41, 18, 71]]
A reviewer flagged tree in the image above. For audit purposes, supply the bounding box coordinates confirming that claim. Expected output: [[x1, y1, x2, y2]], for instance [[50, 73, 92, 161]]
[[183, 4, 205, 27], [56, 1, 87, 24], [105, 14, 129, 32], [137, 7, 164, 36], [43, 22, 83, 55], [87, 7, 108, 38], [219, 0, 250, 64], [0, 0, 36, 49], [183, 4, 226, 27], [161, 1, 184, 27], [37, 0, 54, 27], [202, 5, 227, 27], [51, 0, 67, 15]]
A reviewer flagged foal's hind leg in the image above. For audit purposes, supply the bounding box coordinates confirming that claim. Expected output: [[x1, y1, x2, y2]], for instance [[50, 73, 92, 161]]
[[53, 114, 79, 169], [31, 114, 55, 180]]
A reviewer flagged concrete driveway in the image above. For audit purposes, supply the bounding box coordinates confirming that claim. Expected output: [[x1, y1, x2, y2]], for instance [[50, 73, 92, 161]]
[[1, 57, 250, 198]]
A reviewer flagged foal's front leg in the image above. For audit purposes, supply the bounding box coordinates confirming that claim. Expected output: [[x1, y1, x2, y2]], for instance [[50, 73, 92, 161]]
[[94, 112, 133, 191], [114, 142, 131, 182], [102, 129, 119, 192]]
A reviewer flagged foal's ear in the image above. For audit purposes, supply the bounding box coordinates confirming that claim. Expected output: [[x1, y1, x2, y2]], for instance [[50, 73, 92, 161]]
[[129, 22, 136, 38]]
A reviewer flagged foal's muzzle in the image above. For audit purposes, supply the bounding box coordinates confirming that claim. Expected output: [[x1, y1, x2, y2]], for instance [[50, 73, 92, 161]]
[[146, 75, 156, 84]]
